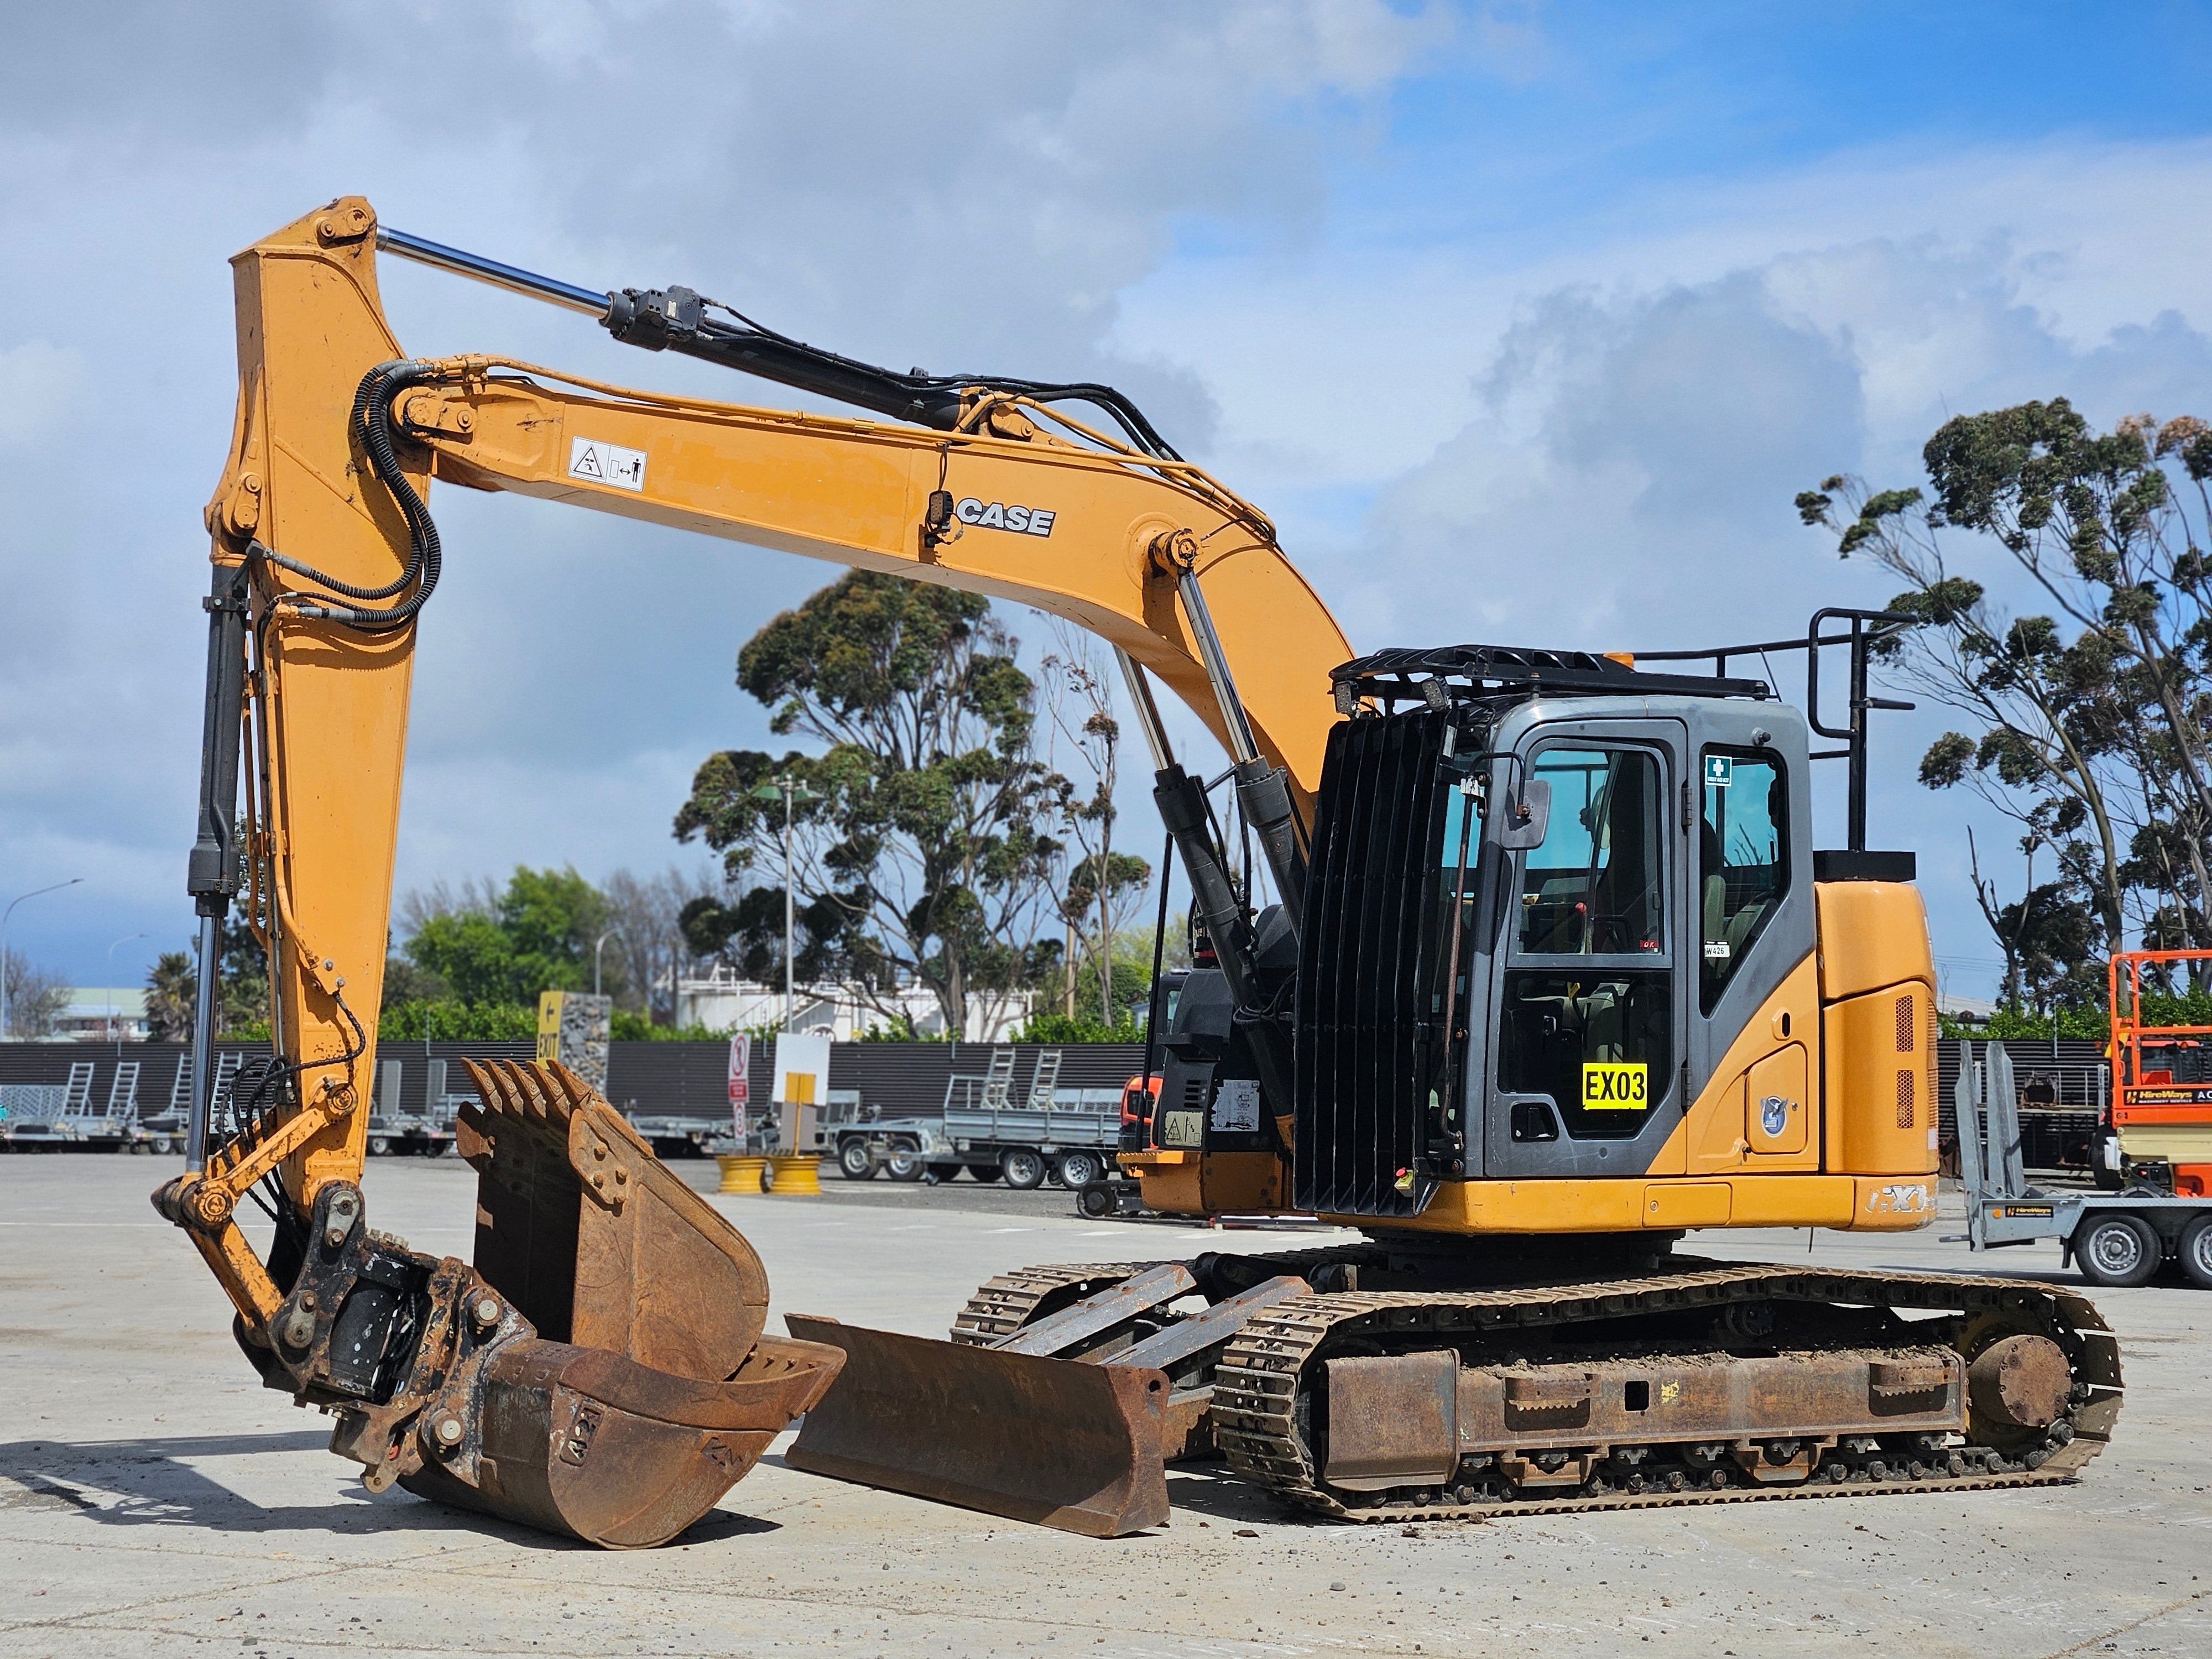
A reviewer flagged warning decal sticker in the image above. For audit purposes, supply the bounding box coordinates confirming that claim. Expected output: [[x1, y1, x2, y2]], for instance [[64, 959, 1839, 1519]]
[[1211, 1078, 1262, 1134], [569, 436, 646, 492]]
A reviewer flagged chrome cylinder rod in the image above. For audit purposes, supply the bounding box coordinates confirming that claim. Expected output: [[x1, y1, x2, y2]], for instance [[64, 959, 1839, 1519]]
[[185, 910, 220, 1172], [375, 227, 611, 318], [1173, 566, 1260, 768], [1114, 648, 1176, 773]]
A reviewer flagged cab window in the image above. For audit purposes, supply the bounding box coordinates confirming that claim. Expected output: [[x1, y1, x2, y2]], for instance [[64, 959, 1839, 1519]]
[[1498, 970, 1673, 1139], [1699, 749, 1786, 1014], [1514, 747, 1665, 956]]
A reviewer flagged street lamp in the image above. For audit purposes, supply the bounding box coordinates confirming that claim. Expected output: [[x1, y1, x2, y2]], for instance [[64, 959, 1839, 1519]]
[[1, 877, 81, 1039], [106, 932, 149, 1048], [749, 772, 822, 1031], [593, 927, 628, 997]]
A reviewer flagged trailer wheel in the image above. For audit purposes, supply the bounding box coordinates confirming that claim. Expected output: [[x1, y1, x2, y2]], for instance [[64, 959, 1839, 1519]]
[[884, 1144, 926, 1182], [1000, 1148, 1047, 1190], [838, 1139, 878, 1180], [1055, 1150, 1104, 1188], [2074, 1212, 2161, 1287], [368, 1135, 393, 1157], [2179, 1215, 2212, 1290], [968, 1164, 1003, 1183]]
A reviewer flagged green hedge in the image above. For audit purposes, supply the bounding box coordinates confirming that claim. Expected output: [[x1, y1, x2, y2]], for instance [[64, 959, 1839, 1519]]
[[1939, 988, 2212, 1042]]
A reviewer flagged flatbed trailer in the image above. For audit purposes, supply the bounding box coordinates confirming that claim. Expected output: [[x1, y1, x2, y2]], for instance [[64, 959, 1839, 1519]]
[[1950, 1038, 2212, 1287]]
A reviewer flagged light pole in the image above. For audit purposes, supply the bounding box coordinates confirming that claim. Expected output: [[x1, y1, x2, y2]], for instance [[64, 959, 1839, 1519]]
[[749, 773, 821, 1031], [1, 877, 81, 1040], [593, 927, 628, 997], [106, 932, 149, 1048]]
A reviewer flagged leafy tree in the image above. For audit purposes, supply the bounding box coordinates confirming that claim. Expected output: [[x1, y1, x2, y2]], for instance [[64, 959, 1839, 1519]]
[[675, 572, 1067, 1036], [600, 865, 722, 1024], [1039, 625, 1152, 1022], [1801, 400, 2212, 1009], [381, 956, 450, 1006], [404, 865, 609, 1006], [1062, 852, 1152, 1014], [142, 919, 268, 1041], [145, 951, 194, 1042], [679, 879, 847, 985], [3, 947, 70, 1039], [375, 999, 539, 1042]]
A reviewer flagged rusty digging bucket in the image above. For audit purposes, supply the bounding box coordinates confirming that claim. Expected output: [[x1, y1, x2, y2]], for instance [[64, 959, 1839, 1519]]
[[394, 1061, 844, 1548], [783, 1317, 1171, 1537]]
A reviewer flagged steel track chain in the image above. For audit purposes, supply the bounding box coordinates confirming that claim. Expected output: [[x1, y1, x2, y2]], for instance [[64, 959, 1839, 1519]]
[[948, 1262, 1168, 1345], [944, 1243, 1371, 1347], [1211, 1261, 2122, 1523]]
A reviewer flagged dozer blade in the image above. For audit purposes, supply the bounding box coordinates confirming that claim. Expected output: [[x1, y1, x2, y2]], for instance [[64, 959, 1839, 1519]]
[[398, 1061, 843, 1547], [783, 1314, 1170, 1538]]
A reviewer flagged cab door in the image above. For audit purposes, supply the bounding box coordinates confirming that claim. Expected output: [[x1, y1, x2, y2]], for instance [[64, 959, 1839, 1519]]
[[1682, 703, 1819, 1172], [1483, 717, 1693, 1180]]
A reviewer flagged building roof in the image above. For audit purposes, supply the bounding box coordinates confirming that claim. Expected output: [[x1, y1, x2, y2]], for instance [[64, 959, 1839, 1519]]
[[61, 989, 148, 1017]]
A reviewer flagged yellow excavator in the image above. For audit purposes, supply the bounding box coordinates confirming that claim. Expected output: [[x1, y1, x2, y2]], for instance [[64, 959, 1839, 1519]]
[[158, 197, 2121, 1547]]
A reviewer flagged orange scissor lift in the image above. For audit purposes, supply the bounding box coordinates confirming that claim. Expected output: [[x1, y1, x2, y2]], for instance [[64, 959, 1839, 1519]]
[[2109, 950, 2212, 1199]]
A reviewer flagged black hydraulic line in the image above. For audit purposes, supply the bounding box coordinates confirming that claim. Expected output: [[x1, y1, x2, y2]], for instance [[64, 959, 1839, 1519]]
[[1156, 765, 1256, 1009], [184, 562, 251, 1173], [602, 285, 1184, 459], [270, 363, 444, 630], [1153, 762, 1296, 1117], [373, 226, 1184, 458], [1138, 830, 1176, 1119]]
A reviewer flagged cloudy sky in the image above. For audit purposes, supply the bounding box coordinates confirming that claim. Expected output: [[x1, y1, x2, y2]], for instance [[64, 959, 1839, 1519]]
[[3, 1, 2209, 997]]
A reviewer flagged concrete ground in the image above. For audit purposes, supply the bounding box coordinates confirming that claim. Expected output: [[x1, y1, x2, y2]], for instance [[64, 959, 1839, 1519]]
[[1, 1155, 2206, 1658]]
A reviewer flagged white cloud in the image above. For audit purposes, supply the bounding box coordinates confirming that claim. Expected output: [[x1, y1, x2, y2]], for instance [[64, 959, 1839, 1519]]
[[0, 1, 1454, 980]]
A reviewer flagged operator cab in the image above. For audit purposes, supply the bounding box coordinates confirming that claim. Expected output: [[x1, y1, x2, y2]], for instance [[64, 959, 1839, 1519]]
[[1285, 633, 1912, 1218]]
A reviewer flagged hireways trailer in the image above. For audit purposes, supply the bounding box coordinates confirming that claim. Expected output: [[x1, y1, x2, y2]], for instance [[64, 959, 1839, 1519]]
[[1950, 1038, 2212, 1288]]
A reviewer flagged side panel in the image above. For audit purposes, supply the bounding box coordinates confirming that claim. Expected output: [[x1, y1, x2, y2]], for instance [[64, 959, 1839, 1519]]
[[1825, 981, 1938, 1177], [1813, 880, 1938, 1179], [1684, 954, 1821, 1173]]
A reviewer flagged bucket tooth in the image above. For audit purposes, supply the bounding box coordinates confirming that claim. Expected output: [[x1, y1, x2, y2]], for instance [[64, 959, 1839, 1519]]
[[784, 1314, 1171, 1538]]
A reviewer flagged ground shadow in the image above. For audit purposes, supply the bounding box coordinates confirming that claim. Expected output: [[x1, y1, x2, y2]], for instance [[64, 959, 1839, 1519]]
[[0, 1432, 777, 1550]]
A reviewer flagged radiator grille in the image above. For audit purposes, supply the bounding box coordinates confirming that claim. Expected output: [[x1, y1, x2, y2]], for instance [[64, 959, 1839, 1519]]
[[1896, 1068, 1916, 1129], [1293, 709, 1450, 1218], [1894, 993, 1915, 1052]]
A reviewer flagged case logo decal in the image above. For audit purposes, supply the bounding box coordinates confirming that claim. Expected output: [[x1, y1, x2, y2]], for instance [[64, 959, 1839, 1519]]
[[954, 497, 1056, 536]]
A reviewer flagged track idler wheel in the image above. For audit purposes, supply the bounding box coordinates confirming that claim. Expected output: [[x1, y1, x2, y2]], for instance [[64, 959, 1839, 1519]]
[[1966, 1333, 2071, 1437]]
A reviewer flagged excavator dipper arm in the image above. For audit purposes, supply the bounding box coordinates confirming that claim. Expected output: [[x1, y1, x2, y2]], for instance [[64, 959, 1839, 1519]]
[[156, 196, 1352, 1544]]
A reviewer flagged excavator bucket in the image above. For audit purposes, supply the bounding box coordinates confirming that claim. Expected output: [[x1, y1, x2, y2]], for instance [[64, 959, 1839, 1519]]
[[782, 1316, 1171, 1538], [397, 1061, 844, 1547]]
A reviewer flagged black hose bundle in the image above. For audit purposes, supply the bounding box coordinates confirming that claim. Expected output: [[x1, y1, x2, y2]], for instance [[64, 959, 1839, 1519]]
[[251, 359, 442, 630]]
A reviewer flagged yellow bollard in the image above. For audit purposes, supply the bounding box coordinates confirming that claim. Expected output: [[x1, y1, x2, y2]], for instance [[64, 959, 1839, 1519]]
[[766, 1152, 822, 1196], [716, 1154, 769, 1194]]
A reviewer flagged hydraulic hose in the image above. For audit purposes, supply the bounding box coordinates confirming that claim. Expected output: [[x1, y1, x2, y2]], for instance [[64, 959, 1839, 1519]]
[[258, 361, 443, 631]]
